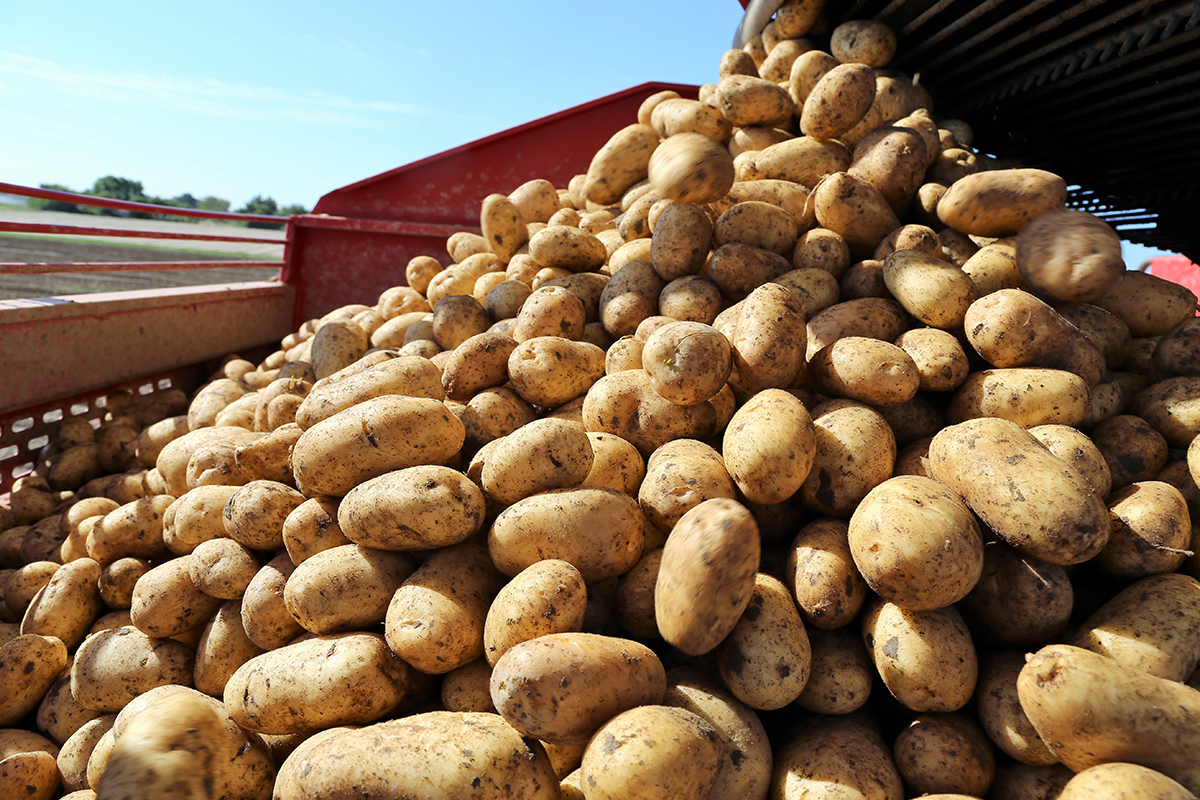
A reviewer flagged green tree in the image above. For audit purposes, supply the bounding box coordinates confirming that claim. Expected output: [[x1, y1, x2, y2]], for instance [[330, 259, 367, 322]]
[[198, 196, 231, 212], [280, 203, 307, 216], [89, 175, 147, 216], [28, 183, 81, 213], [238, 195, 283, 228], [172, 193, 199, 209]]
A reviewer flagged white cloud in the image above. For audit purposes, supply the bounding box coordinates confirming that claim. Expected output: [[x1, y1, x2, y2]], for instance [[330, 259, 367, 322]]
[[0, 51, 430, 126]]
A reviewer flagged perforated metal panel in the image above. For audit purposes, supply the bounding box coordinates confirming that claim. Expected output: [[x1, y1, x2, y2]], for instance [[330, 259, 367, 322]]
[[824, 0, 1200, 259]]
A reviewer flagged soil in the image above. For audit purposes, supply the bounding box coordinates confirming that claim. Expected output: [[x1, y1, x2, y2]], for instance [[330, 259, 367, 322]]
[[0, 235, 280, 299]]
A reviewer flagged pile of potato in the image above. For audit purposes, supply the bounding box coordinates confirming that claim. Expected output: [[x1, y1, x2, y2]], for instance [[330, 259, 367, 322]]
[[5, 1, 1200, 798]]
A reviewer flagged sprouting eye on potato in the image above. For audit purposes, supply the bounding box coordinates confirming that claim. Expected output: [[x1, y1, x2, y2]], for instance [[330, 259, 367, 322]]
[[7, 12, 1200, 800]]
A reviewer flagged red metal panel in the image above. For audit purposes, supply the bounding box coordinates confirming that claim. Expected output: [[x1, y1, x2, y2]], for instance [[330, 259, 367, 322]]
[[1147, 256, 1200, 314], [0, 221, 283, 245], [293, 81, 700, 322]]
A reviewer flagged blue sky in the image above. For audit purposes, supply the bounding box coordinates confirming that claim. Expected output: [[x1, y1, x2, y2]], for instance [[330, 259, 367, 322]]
[[0, 0, 1175, 265]]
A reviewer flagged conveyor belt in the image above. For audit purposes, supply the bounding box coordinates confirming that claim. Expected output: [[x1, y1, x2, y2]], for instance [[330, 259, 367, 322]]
[[823, 0, 1200, 260]]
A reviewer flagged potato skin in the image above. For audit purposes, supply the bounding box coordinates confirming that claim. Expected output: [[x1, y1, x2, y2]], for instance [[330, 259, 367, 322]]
[[483, 559, 587, 667], [0, 634, 68, 726], [947, 368, 1091, 428], [337, 465, 485, 551], [70, 626, 193, 713], [487, 487, 645, 582], [1058, 763, 1196, 800], [1016, 208, 1124, 303], [490, 632, 666, 745], [716, 573, 811, 710], [862, 599, 978, 712], [801, 63, 876, 142], [481, 418, 594, 507], [722, 389, 815, 504], [800, 401, 897, 518], [20, 558, 102, 649], [283, 544, 414, 634], [848, 475, 983, 610], [1068, 573, 1200, 681], [927, 418, 1109, 565], [225, 632, 408, 734], [883, 249, 977, 330], [273, 711, 559, 800], [786, 519, 868, 630], [938, 168, 1068, 237], [769, 714, 904, 800], [892, 713, 995, 797], [1018, 644, 1200, 793], [580, 705, 722, 800], [291, 395, 465, 497], [655, 498, 760, 656]]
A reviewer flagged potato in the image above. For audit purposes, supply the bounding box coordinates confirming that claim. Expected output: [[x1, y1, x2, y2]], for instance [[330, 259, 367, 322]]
[[975, 651, 1059, 766], [274, 712, 558, 800], [647, 133, 736, 205], [729, 282, 807, 395], [636, 321, 731, 407], [741, 136, 850, 187], [652, 279, 717, 328], [187, 378, 248, 431], [193, 599, 265, 697], [928, 418, 1109, 565], [785, 519, 868, 630], [483, 559, 587, 667], [331, 466, 483, 553], [964, 289, 1106, 388], [479, 418, 592, 506], [156, 427, 260, 498], [36, 660, 103, 745], [831, 20, 898, 67], [579, 705, 721, 800], [509, 177, 561, 223], [850, 126, 928, 215], [795, 627, 874, 715], [283, 544, 414, 634], [461, 386, 537, 445], [490, 632, 665, 745], [1015, 208, 1124, 303], [893, 713, 995, 797], [87, 495, 174, 565], [513, 284, 587, 341], [1090, 415, 1170, 491], [883, 249, 977, 330], [769, 714, 904, 800], [583, 123, 659, 205], [1095, 269, 1199, 338], [240, 553, 302, 651], [716, 572, 811, 710], [232, 423, 301, 484], [479, 192, 528, 263], [800, 401, 897, 517], [808, 172, 900, 259], [370, 311, 432, 348], [723, 389, 815, 504], [937, 168, 1068, 237], [637, 439, 736, 530], [791, 230, 852, 281], [507, 336, 606, 409], [598, 259, 664, 337], [5, 561, 58, 620], [96, 558, 148, 610], [59, 715, 115, 792], [662, 667, 772, 800], [707, 242, 789, 301], [0, 748, 60, 800], [948, 368, 1091, 428], [714, 74, 794, 127], [957, 542, 1073, 647], [385, 543, 504, 674], [801, 63, 876, 141], [960, 240, 1025, 295], [484, 279, 532, 320], [894, 328, 969, 392], [291, 395, 464, 497], [582, 369, 718, 456], [0, 634, 67, 726], [96, 691, 227, 800], [488, 487, 645, 582], [309, 319, 369, 381], [527, 226, 607, 273], [1132, 377, 1200, 448], [1069, 573, 1200, 682], [1098, 481, 1191, 579], [70, 627, 192, 712], [650, 98, 733, 142], [1018, 644, 1200, 793], [225, 632, 408, 734], [440, 659, 495, 713], [128, 555, 223, 638], [809, 337, 921, 407], [862, 599, 977, 712], [20, 558, 101, 649], [1059, 763, 1196, 800], [849, 475, 983, 610], [714, 200, 799, 257], [655, 498, 759, 655]]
